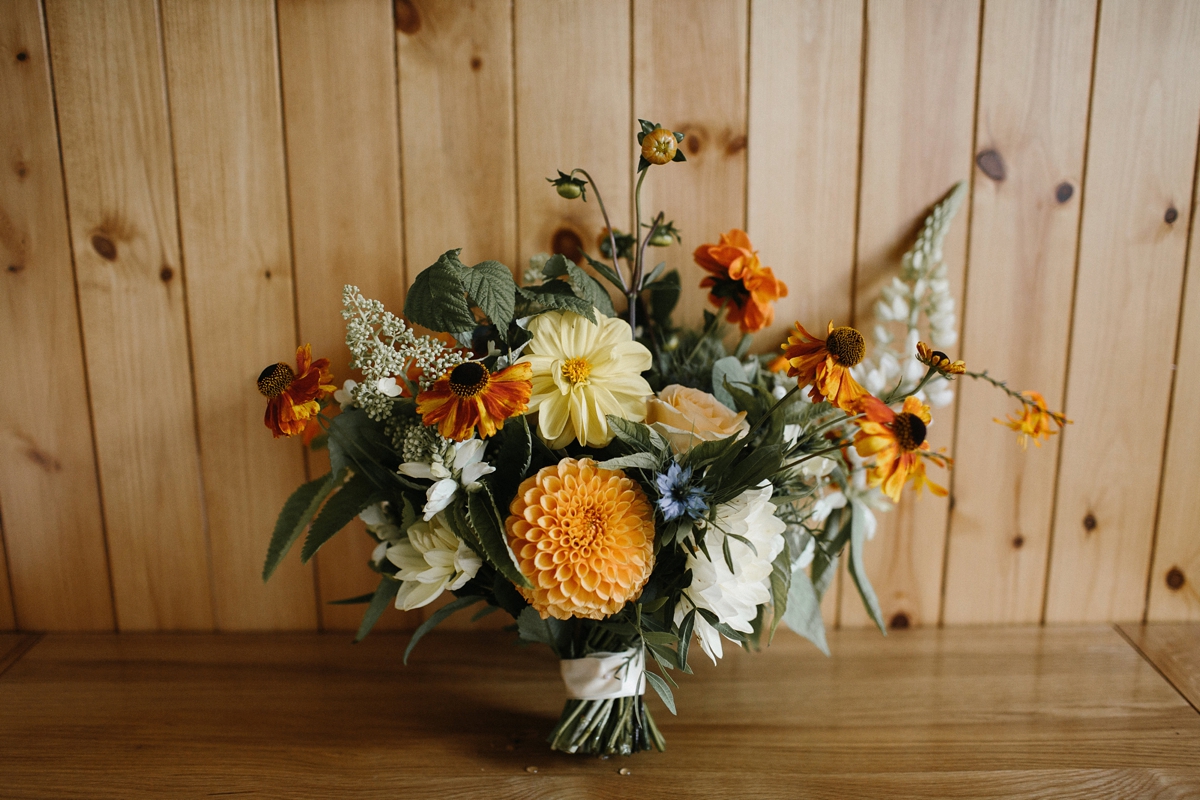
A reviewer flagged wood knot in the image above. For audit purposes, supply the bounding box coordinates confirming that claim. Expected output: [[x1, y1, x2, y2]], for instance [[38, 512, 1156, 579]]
[[160, 265, 174, 283], [264, 269, 272, 280], [24, 444, 62, 472], [676, 125, 705, 157], [14, 161, 28, 179], [1164, 206, 1178, 224], [888, 612, 910, 630], [724, 134, 747, 156], [470, 56, 482, 71], [91, 234, 117, 261], [551, 227, 584, 264], [394, 0, 420, 34], [16, 50, 29, 62], [6, 264, 23, 273], [1012, 535, 1025, 549], [1165, 567, 1185, 590], [1083, 512, 1097, 532], [976, 149, 1005, 182], [1055, 182, 1073, 203]]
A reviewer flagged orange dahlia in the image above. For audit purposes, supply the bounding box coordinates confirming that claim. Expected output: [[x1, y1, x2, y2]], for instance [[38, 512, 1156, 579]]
[[781, 321, 869, 410], [506, 458, 655, 621], [257, 344, 335, 438], [416, 360, 533, 442], [996, 391, 1070, 450], [694, 229, 788, 334], [851, 395, 949, 502]]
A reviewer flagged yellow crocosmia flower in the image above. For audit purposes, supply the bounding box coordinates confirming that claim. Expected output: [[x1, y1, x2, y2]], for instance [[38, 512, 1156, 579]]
[[519, 311, 653, 449], [995, 391, 1070, 450]]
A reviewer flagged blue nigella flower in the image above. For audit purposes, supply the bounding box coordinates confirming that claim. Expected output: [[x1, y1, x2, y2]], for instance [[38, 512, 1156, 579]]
[[655, 462, 708, 522]]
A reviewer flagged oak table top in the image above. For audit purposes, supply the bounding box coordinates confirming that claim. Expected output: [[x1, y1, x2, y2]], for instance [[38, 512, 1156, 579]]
[[0, 625, 1197, 799]]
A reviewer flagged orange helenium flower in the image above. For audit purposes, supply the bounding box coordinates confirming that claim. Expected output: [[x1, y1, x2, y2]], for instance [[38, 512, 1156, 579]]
[[851, 395, 949, 502], [506, 458, 655, 621], [916, 341, 965, 376], [257, 344, 335, 439], [781, 321, 869, 410], [417, 360, 533, 442], [694, 229, 788, 334], [996, 391, 1070, 450]]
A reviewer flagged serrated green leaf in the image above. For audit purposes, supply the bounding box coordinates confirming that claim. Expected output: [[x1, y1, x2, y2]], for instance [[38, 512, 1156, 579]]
[[769, 540, 791, 642], [354, 577, 399, 642], [848, 497, 886, 635], [517, 283, 597, 323], [597, 452, 661, 471], [461, 259, 517, 334], [467, 485, 531, 588], [542, 253, 615, 317], [606, 415, 654, 453], [645, 669, 677, 714], [301, 472, 381, 562], [263, 469, 346, 581], [404, 595, 484, 663], [404, 250, 476, 333]]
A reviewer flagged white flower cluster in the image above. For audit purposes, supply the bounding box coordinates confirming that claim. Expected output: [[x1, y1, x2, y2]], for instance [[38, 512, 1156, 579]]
[[855, 182, 966, 409], [341, 285, 467, 420], [399, 438, 494, 520], [360, 503, 481, 611]]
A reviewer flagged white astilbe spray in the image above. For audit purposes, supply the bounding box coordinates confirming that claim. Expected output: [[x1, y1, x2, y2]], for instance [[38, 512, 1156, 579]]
[[855, 182, 966, 408], [342, 285, 466, 420]]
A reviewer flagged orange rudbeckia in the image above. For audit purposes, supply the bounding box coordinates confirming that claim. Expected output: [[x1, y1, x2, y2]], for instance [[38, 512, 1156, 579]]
[[851, 395, 949, 502], [694, 229, 788, 334], [780, 321, 869, 410], [996, 391, 1070, 449], [417, 360, 533, 441], [257, 344, 335, 439]]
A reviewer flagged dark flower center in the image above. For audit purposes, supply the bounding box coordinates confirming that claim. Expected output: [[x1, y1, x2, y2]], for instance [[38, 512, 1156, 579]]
[[257, 362, 295, 398], [931, 349, 951, 364], [893, 412, 927, 451], [449, 361, 489, 397], [825, 326, 866, 367]]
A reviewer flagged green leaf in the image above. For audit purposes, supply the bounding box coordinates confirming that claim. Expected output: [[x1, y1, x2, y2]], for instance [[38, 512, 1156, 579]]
[[676, 608, 696, 674], [517, 283, 597, 323], [404, 250, 476, 333], [812, 552, 838, 600], [583, 253, 626, 293], [404, 595, 484, 663], [644, 669, 677, 715], [301, 472, 381, 563], [606, 415, 655, 453], [263, 470, 346, 581], [461, 259, 517, 334], [543, 253, 615, 317], [646, 269, 681, 327], [713, 445, 783, 503], [848, 498, 886, 635], [517, 606, 569, 657], [782, 566, 829, 655], [768, 541, 791, 642], [641, 630, 678, 647], [354, 577, 399, 643], [641, 260, 666, 288], [327, 592, 376, 605], [710, 356, 746, 410], [597, 452, 661, 471], [485, 415, 532, 502], [467, 486, 532, 588]]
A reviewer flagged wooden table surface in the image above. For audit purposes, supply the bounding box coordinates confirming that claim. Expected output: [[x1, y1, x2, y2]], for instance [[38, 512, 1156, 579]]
[[0, 625, 1197, 799]]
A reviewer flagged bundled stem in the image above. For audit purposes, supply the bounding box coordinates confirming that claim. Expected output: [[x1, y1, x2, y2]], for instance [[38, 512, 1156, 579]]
[[547, 695, 665, 756]]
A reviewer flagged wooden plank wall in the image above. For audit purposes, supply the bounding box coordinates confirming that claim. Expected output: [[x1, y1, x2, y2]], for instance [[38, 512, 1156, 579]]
[[1, 0, 1199, 632]]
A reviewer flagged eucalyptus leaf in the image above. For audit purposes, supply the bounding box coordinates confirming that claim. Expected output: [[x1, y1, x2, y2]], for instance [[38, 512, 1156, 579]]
[[404, 595, 484, 663], [768, 541, 791, 642], [710, 356, 745, 410], [848, 497, 886, 635], [782, 568, 829, 655]]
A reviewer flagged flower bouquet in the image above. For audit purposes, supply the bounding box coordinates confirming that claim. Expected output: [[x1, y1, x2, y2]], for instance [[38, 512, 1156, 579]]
[[255, 119, 1068, 756]]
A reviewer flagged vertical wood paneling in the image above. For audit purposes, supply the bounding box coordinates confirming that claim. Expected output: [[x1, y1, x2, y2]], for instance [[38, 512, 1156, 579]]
[[161, 0, 316, 630], [0, 0, 114, 630], [634, 0, 749, 332], [1148, 168, 1200, 620], [1045, 0, 1200, 623], [841, 0, 979, 630], [45, 0, 213, 631], [942, 0, 1096, 625], [398, 0, 517, 272], [0, 521, 15, 630], [747, 0, 862, 627], [277, 0, 412, 631], [514, 0, 631, 279], [747, 0, 862, 349]]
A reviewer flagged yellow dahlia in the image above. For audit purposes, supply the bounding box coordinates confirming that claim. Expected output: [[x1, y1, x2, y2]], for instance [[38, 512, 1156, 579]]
[[506, 458, 655, 620], [519, 311, 653, 449]]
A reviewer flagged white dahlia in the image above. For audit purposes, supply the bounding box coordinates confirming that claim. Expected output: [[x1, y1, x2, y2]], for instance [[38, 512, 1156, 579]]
[[386, 513, 482, 611], [675, 484, 786, 663]]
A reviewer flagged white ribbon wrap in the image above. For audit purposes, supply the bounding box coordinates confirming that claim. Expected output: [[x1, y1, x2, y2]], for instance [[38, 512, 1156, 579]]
[[559, 649, 646, 700]]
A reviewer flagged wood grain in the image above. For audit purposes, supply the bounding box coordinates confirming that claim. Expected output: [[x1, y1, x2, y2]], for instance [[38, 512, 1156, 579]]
[[0, 633, 39, 676], [44, 0, 213, 631], [514, 0, 631, 285], [1045, 0, 1200, 623], [0, 626, 1197, 798], [398, 0, 518, 272], [160, 0, 316, 630], [0, 529, 13, 631], [633, 0, 749, 333], [841, 0, 980, 630], [746, 0, 863, 350], [0, 0, 114, 631], [1147, 149, 1200, 621], [276, 0, 414, 631], [942, 0, 1096, 624], [1119, 622, 1200, 713]]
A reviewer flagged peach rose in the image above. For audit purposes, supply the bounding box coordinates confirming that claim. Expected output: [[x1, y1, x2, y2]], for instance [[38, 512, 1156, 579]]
[[645, 384, 750, 455]]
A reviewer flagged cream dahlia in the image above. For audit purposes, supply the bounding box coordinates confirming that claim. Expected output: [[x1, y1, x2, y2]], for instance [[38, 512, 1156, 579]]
[[506, 458, 655, 620], [386, 514, 482, 611], [674, 484, 786, 662], [518, 311, 653, 448]]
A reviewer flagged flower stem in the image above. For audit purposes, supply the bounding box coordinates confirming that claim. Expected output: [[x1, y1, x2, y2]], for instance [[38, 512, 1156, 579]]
[[628, 168, 649, 331], [571, 168, 627, 293], [964, 369, 1068, 425]]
